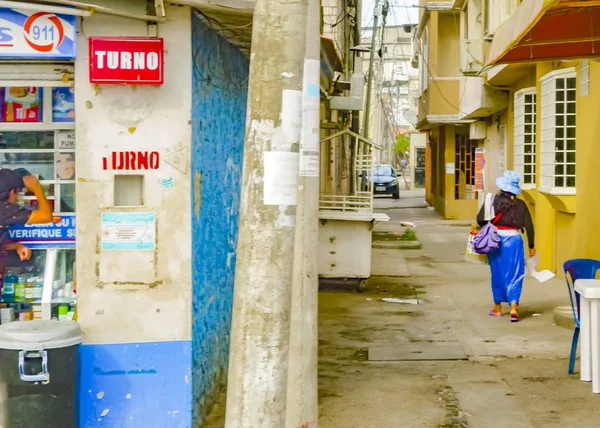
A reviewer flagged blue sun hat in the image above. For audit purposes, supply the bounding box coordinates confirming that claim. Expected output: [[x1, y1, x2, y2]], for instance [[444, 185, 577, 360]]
[[496, 170, 522, 195]]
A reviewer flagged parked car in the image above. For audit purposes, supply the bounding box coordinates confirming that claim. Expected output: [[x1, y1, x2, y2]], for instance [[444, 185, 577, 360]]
[[372, 164, 400, 199]]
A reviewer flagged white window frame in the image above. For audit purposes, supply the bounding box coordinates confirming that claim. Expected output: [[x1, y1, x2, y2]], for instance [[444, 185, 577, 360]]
[[581, 59, 590, 97], [0, 78, 76, 214], [539, 67, 577, 195], [513, 87, 537, 190]]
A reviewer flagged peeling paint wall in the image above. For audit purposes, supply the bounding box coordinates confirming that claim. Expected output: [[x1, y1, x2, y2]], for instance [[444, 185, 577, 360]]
[[75, 3, 192, 343], [190, 13, 248, 424]]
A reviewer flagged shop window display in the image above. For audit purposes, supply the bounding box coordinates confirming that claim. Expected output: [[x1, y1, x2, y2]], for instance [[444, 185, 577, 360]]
[[0, 85, 76, 322]]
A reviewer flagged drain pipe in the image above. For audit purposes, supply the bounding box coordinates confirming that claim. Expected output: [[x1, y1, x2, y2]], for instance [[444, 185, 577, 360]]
[[48, 0, 168, 22], [0, 1, 92, 16]]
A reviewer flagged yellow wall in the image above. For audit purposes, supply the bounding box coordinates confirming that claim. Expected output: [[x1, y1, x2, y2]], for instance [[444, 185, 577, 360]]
[[575, 60, 600, 263], [436, 14, 459, 77]]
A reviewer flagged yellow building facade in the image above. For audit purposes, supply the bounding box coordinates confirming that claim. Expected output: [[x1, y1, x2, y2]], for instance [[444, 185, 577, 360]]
[[416, 0, 600, 275]]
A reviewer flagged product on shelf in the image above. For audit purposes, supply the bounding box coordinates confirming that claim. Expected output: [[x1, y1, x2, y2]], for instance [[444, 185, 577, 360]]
[[2, 271, 16, 303]]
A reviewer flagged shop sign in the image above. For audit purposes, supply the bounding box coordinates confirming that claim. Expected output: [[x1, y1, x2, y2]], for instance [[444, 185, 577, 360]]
[[474, 147, 485, 192], [89, 37, 164, 85], [0, 8, 76, 59], [8, 215, 75, 249], [102, 151, 160, 171]]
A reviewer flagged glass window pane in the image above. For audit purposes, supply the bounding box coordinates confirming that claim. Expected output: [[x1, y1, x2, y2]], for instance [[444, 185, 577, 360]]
[[0, 87, 43, 123], [567, 102, 576, 114], [525, 94, 534, 103], [567, 91, 576, 102], [557, 116, 564, 126], [567, 115, 576, 126], [567, 77, 576, 89], [525, 165, 532, 173], [555, 177, 565, 187], [567, 140, 576, 151], [567, 165, 576, 175], [557, 91, 565, 102], [525, 135, 532, 144], [55, 153, 75, 180], [556, 79, 565, 90], [556, 128, 564, 138], [567, 127, 576, 138], [567, 176, 576, 187], [52, 87, 75, 123], [525, 104, 533, 113], [525, 155, 532, 164], [59, 183, 75, 213], [556, 141, 564, 150], [567, 152, 576, 163], [0, 132, 54, 150], [525, 125, 532, 133], [555, 165, 564, 175], [525, 144, 532, 153], [556, 103, 564, 114], [555, 152, 564, 163], [0, 152, 54, 180]]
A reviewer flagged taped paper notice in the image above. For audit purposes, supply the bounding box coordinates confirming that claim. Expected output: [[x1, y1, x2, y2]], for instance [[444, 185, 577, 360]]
[[281, 90, 302, 145], [301, 108, 320, 152], [264, 151, 299, 206], [300, 149, 319, 177]]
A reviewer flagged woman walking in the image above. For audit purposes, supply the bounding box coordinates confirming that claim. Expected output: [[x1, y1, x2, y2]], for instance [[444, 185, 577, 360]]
[[477, 171, 536, 322]]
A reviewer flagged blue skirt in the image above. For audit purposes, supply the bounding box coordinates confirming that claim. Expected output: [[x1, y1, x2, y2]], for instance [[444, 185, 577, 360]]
[[487, 234, 525, 305]]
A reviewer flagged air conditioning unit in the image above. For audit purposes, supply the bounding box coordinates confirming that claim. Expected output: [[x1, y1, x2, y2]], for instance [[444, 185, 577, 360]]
[[459, 39, 490, 75]]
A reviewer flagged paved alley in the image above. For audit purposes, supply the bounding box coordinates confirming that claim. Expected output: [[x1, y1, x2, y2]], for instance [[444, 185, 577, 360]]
[[318, 192, 599, 428]]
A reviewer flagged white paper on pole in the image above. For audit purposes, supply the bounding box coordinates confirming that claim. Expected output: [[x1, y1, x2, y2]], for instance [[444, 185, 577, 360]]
[[281, 89, 302, 146], [263, 151, 299, 206], [300, 59, 321, 177]]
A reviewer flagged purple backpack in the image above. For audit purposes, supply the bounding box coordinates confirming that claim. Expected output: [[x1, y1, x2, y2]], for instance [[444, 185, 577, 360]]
[[472, 213, 502, 254]]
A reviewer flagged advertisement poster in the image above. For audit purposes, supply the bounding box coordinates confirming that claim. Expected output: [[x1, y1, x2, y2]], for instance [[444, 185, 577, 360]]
[[0, 8, 76, 59], [0, 87, 42, 122], [52, 87, 74, 122], [475, 147, 485, 192], [101, 212, 156, 251], [8, 215, 75, 249]]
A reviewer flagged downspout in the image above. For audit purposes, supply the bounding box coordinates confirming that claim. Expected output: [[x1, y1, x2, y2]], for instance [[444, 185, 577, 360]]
[[46, 0, 168, 22]]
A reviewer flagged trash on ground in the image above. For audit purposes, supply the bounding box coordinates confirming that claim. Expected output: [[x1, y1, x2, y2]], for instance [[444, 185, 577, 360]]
[[366, 298, 372, 301], [401, 221, 416, 228], [532, 313, 541, 317], [382, 297, 425, 305]]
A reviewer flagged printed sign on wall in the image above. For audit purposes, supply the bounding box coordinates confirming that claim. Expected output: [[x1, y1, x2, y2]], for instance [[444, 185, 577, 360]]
[[8, 215, 75, 249], [102, 151, 160, 171], [0, 8, 76, 59], [474, 147, 485, 192], [101, 212, 156, 251], [89, 37, 164, 85]]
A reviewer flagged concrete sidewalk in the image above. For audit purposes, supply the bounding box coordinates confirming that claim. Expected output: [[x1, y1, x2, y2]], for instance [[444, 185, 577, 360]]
[[318, 205, 595, 428]]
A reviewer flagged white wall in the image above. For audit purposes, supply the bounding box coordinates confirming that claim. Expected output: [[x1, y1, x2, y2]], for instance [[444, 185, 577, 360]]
[[75, 2, 192, 343]]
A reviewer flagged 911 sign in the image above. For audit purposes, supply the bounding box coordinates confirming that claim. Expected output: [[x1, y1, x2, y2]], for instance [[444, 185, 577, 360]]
[[89, 37, 164, 85]]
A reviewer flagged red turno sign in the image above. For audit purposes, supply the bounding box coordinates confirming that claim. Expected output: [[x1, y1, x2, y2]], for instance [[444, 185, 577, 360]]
[[89, 37, 164, 85]]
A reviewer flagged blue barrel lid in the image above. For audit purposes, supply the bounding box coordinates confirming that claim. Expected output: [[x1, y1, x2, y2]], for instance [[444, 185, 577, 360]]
[[0, 320, 83, 350]]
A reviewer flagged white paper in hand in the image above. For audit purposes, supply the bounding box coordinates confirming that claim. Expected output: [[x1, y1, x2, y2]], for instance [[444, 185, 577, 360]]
[[526, 254, 555, 283]]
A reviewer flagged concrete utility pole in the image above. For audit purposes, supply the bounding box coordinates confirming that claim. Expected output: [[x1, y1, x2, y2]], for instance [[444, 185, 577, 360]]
[[363, 0, 381, 138], [224, 0, 307, 424], [285, 0, 320, 423]]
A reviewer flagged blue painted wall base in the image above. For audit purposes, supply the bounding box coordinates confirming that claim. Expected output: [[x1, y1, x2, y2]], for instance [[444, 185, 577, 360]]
[[79, 341, 192, 427]]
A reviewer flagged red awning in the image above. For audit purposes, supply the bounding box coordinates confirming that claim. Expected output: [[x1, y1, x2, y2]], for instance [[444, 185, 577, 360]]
[[487, 0, 600, 66]]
